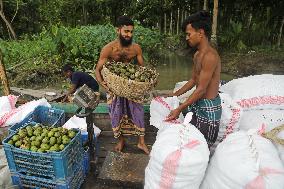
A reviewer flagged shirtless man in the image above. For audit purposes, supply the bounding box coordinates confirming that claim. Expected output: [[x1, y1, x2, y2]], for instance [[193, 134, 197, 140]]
[[95, 16, 149, 154], [166, 11, 222, 147]]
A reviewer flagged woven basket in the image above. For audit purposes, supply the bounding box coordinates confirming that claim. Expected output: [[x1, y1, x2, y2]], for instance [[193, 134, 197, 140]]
[[101, 65, 158, 103]]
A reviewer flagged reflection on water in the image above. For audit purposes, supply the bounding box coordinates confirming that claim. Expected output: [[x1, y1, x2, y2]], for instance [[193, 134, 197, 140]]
[[155, 52, 235, 90]]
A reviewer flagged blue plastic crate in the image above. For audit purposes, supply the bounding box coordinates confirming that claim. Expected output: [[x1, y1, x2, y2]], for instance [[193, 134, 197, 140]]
[[11, 163, 85, 189], [81, 133, 99, 157], [83, 147, 90, 176], [9, 106, 65, 135], [3, 123, 84, 181]]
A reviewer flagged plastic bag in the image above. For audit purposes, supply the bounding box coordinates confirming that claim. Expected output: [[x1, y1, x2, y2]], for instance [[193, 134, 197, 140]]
[[63, 115, 101, 137]]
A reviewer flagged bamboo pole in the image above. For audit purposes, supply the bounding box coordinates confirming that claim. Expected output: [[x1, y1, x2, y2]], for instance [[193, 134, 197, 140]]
[[0, 49, 10, 95]]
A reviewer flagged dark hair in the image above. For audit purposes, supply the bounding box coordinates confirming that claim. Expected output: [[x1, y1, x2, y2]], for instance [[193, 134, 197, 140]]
[[116, 15, 134, 27], [182, 10, 211, 38], [62, 64, 74, 73]]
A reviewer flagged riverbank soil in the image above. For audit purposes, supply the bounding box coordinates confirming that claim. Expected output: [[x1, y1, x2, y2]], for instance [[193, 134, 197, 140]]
[[176, 48, 284, 77], [221, 51, 284, 77]]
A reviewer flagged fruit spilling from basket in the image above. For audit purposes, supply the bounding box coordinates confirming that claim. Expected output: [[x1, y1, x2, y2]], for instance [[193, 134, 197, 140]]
[[7, 123, 77, 152], [105, 61, 157, 82]]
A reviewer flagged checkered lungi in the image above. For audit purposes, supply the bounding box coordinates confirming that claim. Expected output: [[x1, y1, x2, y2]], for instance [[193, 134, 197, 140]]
[[189, 95, 222, 147]]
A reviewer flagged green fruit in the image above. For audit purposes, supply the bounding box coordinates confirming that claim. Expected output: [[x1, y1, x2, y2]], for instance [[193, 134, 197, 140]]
[[62, 128, 68, 135], [33, 130, 41, 136], [30, 146, 38, 152], [49, 137, 56, 146], [51, 128, 59, 132], [68, 130, 76, 139], [62, 137, 70, 145], [30, 136, 36, 141], [54, 132, 60, 138], [8, 140, 14, 145], [56, 136, 62, 144], [12, 135, 20, 142], [42, 137, 49, 144], [37, 148, 45, 153], [41, 131, 48, 137], [59, 144, 65, 151], [31, 140, 40, 147], [42, 128, 48, 133], [26, 125, 32, 130], [27, 130, 33, 137], [48, 131, 54, 137], [49, 146, 59, 152], [40, 143, 50, 151], [36, 136, 44, 141], [15, 140, 22, 147]]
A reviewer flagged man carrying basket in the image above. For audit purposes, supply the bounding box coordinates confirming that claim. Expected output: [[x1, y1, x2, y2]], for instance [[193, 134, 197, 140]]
[[95, 16, 149, 154]]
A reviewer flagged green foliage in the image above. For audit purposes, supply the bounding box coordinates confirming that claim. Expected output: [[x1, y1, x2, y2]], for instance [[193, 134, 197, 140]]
[[219, 20, 247, 51], [1, 24, 164, 85]]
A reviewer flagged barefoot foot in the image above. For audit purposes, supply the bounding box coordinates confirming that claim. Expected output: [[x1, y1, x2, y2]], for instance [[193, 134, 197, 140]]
[[137, 143, 150, 155], [114, 139, 124, 152]]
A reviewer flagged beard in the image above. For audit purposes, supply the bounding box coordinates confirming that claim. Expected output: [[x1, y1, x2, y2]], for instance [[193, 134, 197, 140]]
[[119, 34, 132, 47]]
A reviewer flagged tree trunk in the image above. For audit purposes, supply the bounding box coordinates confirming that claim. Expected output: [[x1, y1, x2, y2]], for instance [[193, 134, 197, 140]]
[[177, 8, 180, 34], [203, 0, 208, 11], [82, 4, 87, 25], [277, 16, 284, 48], [164, 13, 167, 34], [0, 50, 10, 95], [211, 0, 219, 47], [0, 0, 17, 40], [170, 11, 173, 35], [181, 9, 184, 25]]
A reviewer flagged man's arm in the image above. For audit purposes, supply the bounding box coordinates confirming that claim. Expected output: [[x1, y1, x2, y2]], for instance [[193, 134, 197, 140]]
[[62, 84, 76, 102], [166, 52, 218, 120], [135, 44, 144, 66], [95, 45, 111, 91]]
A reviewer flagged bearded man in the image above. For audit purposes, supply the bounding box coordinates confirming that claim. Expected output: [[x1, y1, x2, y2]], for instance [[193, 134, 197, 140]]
[[95, 16, 149, 154]]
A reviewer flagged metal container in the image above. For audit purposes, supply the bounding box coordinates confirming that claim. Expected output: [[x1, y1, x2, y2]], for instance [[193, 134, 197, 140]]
[[73, 84, 100, 109]]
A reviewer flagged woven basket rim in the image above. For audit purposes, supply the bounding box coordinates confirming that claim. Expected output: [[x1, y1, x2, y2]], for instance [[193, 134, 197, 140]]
[[102, 64, 158, 85]]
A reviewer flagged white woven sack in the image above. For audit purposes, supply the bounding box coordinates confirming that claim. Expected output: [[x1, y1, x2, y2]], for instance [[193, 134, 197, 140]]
[[0, 95, 18, 117], [150, 96, 184, 130], [239, 109, 284, 131], [210, 93, 242, 153], [201, 130, 284, 189], [0, 98, 50, 127], [145, 114, 209, 189], [173, 81, 196, 103], [220, 74, 284, 100]]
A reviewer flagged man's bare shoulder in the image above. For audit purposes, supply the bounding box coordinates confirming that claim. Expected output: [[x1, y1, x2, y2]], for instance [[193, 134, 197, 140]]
[[203, 48, 220, 64], [102, 40, 117, 50], [132, 43, 142, 53]]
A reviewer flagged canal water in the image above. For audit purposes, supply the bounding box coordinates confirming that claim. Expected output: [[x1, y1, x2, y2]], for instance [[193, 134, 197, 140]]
[[155, 52, 235, 90]]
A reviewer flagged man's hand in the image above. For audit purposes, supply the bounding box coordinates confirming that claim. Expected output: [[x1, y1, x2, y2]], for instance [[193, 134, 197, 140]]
[[100, 81, 110, 92], [61, 95, 68, 102], [165, 92, 175, 98], [165, 108, 182, 121]]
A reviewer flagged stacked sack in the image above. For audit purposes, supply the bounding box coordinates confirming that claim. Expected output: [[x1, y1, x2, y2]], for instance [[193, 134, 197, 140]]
[[219, 74, 284, 131], [219, 74, 284, 164], [145, 96, 210, 189], [201, 130, 284, 189]]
